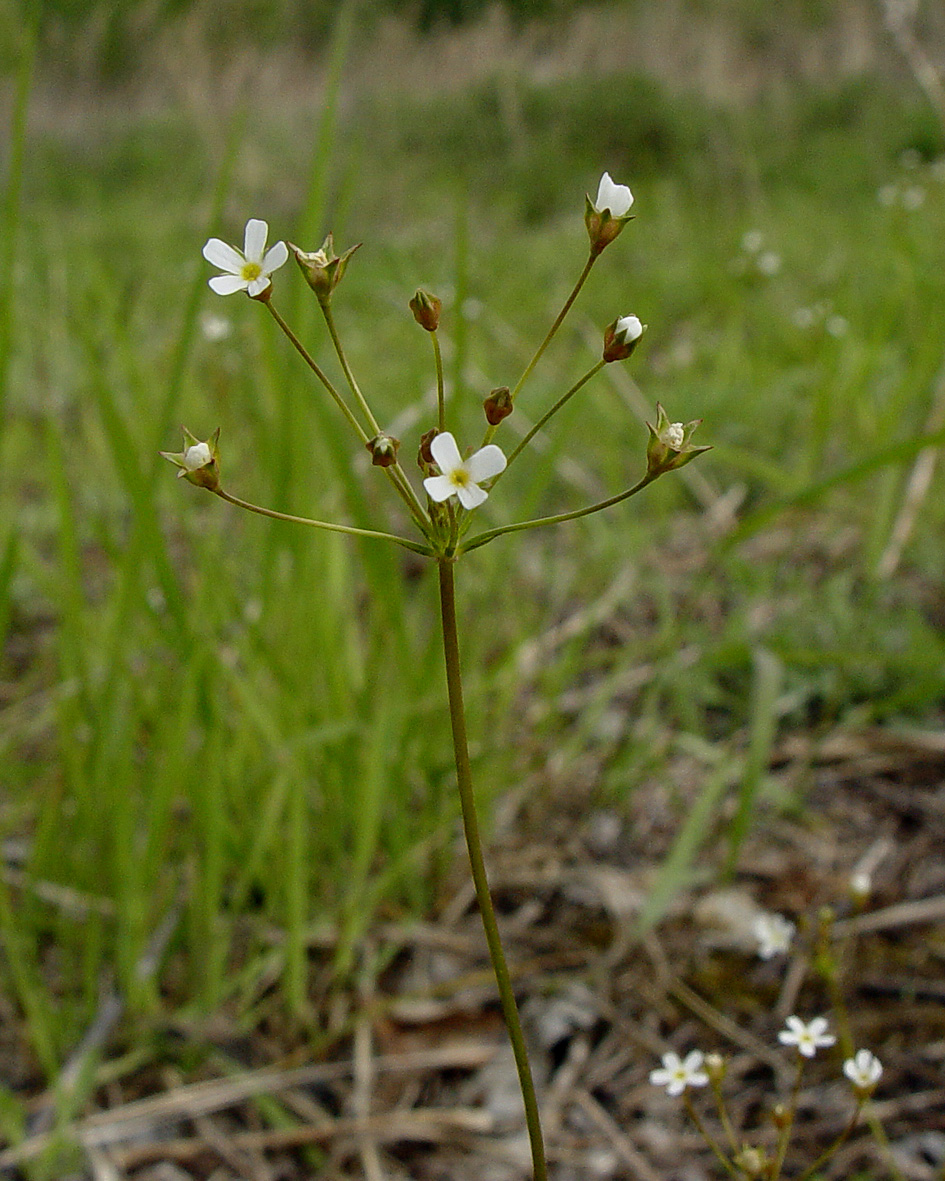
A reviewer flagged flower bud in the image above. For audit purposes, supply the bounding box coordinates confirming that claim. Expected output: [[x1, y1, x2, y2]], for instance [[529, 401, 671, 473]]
[[602, 314, 645, 363], [366, 433, 401, 467], [290, 234, 360, 306], [409, 289, 442, 332], [733, 1145, 768, 1178], [645, 403, 711, 479], [585, 171, 634, 256], [418, 428, 438, 469], [160, 427, 222, 492], [704, 1052, 727, 1084], [483, 386, 513, 425]]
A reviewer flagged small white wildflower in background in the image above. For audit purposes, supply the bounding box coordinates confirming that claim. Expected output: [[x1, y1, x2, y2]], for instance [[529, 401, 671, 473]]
[[593, 171, 634, 217], [826, 315, 849, 338], [902, 185, 926, 210], [650, 1050, 709, 1097], [203, 218, 288, 297], [849, 870, 872, 901], [200, 311, 232, 341], [779, 1015, 836, 1058], [753, 913, 795, 959], [843, 1049, 883, 1092], [877, 184, 899, 207], [931, 158, 945, 182], [757, 250, 781, 276], [793, 306, 816, 329], [900, 148, 921, 169], [741, 229, 764, 253], [423, 432, 507, 510]]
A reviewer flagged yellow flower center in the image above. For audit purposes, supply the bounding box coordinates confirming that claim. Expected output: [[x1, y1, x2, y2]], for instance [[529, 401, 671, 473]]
[[241, 261, 263, 282], [449, 468, 470, 488]]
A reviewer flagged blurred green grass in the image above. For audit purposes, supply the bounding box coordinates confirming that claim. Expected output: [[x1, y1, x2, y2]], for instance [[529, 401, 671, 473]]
[[2, 4, 945, 1122]]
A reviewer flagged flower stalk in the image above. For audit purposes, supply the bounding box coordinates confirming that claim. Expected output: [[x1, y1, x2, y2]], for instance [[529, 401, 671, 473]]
[[437, 558, 547, 1181]]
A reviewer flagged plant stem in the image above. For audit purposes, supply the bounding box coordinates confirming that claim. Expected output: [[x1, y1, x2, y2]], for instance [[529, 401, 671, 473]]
[[481, 250, 598, 448], [214, 488, 432, 556], [437, 559, 547, 1181], [502, 359, 605, 475], [460, 472, 654, 554]]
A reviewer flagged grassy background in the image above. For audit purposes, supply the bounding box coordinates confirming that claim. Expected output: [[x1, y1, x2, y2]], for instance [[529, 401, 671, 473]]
[[2, 0, 945, 1133]]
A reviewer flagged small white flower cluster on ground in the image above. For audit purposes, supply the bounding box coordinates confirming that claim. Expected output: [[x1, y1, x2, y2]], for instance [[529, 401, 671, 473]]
[[652, 1017, 882, 1096]]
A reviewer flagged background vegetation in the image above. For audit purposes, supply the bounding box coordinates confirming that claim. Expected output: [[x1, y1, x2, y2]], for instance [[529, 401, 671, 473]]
[[1, 0, 944, 1146]]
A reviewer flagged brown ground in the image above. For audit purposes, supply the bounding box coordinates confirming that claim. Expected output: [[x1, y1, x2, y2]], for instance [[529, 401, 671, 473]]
[[3, 723, 944, 1181]]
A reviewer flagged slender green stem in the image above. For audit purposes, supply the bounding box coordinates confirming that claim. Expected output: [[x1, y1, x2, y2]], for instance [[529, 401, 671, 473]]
[[772, 1058, 805, 1179], [437, 560, 547, 1181], [265, 300, 368, 442], [320, 300, 432, 527], [502, 360, 605, 476], [432, 330, 446, 432], [482, 250, 598, 448], [265, 300, 431, 534], [460, 473, 655, 554], [683, 1095, 738, 1179], [795, 1103, 862, 1181], [214, 488, 433, 556], [321, 301, 382, 436]]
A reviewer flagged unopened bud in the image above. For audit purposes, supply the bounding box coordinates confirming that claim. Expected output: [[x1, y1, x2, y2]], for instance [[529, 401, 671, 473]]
[[770, 1103, 790, 1130], [603, 314, 645, 363], [704, 1053, 727, 1084], [418, 428, 438, 469], [733, 1145, 768, 1178], [409, 289, 442, 332], [366, 433, 401, 467], [585, 172, 634, 256], [483, 386, 513, 425]]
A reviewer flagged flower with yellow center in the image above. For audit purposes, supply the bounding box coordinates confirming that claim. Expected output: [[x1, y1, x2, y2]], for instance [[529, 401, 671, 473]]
[[423, 432, 506, 511], [203, 219, 288, 297]]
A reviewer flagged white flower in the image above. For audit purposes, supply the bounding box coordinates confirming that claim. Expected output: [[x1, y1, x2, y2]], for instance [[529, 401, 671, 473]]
[[200, 311, 232, 341], [778, 1015, 836, 1058], [753, 913, 795, 960], [650, 1050, 709, 1097], [741, 229, 764, 253], [182, 442, 212, 471], [423, 432, 507, 511], [203, 219, 289, 297], [843, 1049, 882, 1091], [757, 250, 781, 276], [593, 172, 634, 217]]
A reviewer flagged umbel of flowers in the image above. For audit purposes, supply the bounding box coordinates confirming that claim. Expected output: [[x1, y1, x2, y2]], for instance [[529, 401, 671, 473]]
[[164, 174, 709, 1181]]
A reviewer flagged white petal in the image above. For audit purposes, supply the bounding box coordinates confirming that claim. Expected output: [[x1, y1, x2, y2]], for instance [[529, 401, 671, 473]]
[[203, 238, 245, 272], [246, 275, 272, 297], [465, 444, 507, 483], [595, 172, 633, 216], [423, 474, 456, 503], [429, 431, 463, 475], [262, 239, 289, 274], [209, 274, 249, 295], [616, 314, 643, 342], [243, 218, 269, 262], [456, 482, 488, 510]]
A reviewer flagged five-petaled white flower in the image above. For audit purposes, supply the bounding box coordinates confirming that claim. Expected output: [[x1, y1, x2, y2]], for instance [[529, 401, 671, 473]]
[[753, 913, 795, 960], [778, 1015, 835, 1058], [843, 1049, 882, 1092], [203, 219, 289, 297], [593, 172, 634, 218], [649, 1050, 709, 1097], [423, 432, 506, 511]]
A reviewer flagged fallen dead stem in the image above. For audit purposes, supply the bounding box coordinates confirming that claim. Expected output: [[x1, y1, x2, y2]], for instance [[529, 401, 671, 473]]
[[0, 1043, 495, 1170]]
